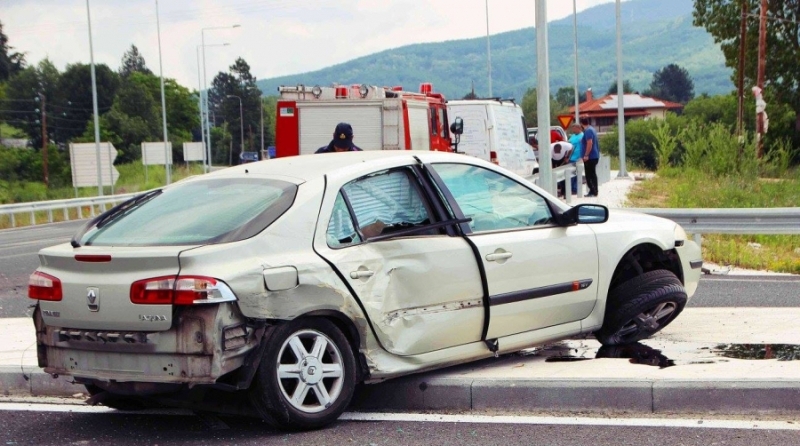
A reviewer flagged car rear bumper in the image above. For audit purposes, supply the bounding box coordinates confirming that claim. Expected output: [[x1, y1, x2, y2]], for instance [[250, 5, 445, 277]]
[[33, 302, 261, 385]]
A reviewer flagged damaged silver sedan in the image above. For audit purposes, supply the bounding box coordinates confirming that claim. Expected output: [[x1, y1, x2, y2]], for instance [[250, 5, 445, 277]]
[[30, 151, 702, 430]]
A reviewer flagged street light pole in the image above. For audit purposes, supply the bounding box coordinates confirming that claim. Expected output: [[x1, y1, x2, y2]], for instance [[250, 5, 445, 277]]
[[155, 0, 171, 185], [86, 0, 103, 196], [196, 43, 229, 173], [202, 24, 240, 170], [485, 0, 492, 97], [196, 46, 206, 172], [226, 94, 243, 166], [615, 0, 627, 178], [573, 0, 580, 124]]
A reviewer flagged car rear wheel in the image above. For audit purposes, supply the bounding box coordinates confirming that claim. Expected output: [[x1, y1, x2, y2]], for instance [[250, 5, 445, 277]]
[[595, 270, 687, 346], [249, 318, 357, 431]]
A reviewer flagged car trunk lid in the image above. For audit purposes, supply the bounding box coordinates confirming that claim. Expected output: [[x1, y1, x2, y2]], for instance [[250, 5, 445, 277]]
[[35, 243, 189, 331]]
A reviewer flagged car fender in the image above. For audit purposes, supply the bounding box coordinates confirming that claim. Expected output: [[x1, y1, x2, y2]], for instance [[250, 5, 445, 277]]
[[581, 210, 677, 333]]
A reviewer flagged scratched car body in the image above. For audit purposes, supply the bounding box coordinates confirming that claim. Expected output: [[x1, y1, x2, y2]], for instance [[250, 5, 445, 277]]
[[30, 151, 702, 430]]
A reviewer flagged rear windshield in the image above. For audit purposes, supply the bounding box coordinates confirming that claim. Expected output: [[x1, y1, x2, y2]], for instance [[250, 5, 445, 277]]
[[79, 177, 297, 246]]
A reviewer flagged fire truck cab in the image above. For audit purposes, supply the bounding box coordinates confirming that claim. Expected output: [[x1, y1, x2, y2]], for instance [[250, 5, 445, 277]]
[[275, 83, 453, 157]]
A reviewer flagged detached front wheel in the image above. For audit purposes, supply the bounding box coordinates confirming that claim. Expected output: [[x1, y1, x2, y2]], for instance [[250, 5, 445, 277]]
[[249, 318, 357, 431], [595, 270, 687, 346]]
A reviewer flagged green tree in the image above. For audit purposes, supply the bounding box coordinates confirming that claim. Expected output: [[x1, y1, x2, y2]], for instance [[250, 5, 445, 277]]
[[606, 80, 634, 95], [554, 86, 586, 109], [693, 0, 800, 137], [520, 87, 560, 128], [57, 63, 120, 141], [209, 57, 262, 164], [648, 63, 695, 103], [0, 20, 25, 81], [119, 44, 152, 78], [2, 59, 62, 147]]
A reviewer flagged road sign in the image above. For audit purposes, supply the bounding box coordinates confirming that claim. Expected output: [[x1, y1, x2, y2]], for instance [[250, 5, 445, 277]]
[[183, 142, 204, 161], [69, 143, 119, 188], [558, 115, 574, 129], [142, 142, 173, 165]]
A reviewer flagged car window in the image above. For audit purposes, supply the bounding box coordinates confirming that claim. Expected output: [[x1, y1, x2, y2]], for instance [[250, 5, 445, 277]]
[[80, 178, 296, 246], [326, 192, 362, 248], [432, 163, 553, 232], [327, 169, 433, 247]]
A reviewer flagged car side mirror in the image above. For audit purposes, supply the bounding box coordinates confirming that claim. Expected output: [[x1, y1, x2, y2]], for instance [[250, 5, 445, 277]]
[[450, 117, 463, 152], [577, 204, 609, 224], [557, 204, 609, 226], [450, 117, 464, 135]]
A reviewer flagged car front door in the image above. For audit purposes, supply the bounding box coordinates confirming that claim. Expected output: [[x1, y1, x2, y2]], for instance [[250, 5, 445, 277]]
[[430, 162, 599, 340], [315, 166, 484, 356]]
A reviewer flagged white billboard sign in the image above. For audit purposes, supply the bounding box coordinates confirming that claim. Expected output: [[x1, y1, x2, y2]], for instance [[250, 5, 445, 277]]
[[142, 142, 173, 166], [183, 142, 204, 161], [69, 142, 119, 188]]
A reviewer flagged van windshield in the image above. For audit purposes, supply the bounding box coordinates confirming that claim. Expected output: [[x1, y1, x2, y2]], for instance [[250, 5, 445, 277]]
[[79, 178, 297, 246]]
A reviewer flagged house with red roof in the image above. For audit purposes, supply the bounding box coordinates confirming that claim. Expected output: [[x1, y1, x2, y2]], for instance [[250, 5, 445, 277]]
[[565, 89, 684, 133]]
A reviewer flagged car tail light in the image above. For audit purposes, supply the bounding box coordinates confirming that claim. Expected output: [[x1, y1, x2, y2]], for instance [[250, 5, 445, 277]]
[[130, 276, 236, 305], [490, 151, 499, 165], [28, 271, 63, 301]]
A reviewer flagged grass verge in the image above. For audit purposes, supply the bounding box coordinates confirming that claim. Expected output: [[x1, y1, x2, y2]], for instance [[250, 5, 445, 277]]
[[626, 167, 800, 274]]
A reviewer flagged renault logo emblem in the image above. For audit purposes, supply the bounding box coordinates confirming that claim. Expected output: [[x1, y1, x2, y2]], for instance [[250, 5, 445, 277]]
[[87, 287, 100, 312]]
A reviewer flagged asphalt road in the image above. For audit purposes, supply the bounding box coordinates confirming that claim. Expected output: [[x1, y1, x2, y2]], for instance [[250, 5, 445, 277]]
[[1, 220, 798, 318], [0, 404, 799, 446]]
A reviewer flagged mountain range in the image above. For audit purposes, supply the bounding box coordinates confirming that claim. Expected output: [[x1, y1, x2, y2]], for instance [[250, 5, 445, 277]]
[[255, 0, 733, 100]]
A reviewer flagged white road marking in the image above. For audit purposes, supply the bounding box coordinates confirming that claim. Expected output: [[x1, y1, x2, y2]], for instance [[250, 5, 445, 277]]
[[340, 412, 800, 431], [701, 278, 799, 282], [0, 402, 797, 431]]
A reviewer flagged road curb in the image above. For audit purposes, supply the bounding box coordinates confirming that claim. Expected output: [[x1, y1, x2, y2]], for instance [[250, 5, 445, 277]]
[[4, 367, 800, 415], [0, 366, 81, 398]]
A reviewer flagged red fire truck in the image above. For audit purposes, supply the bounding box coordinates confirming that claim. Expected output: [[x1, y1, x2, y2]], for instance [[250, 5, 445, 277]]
[[274, 83, 453, 157]]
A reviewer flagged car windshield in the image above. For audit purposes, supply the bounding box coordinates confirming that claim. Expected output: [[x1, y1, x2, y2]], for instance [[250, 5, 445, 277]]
[[79, 177, 297, 246]]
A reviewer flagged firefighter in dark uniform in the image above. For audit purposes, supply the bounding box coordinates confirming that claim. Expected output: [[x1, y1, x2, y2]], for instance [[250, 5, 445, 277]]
[[315, 122, 363, 153]]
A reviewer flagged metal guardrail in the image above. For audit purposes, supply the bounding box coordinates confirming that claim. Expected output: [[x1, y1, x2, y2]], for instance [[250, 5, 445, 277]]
[[0, 193, 138, 228], [635, 208, 800, 236]]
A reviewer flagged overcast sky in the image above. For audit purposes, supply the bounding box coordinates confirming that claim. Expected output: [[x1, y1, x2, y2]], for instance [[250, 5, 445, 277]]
[[3, 0, 617, 89]]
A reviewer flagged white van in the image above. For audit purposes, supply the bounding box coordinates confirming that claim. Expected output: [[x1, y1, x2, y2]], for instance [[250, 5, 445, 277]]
[[447, 99, 539, 177]]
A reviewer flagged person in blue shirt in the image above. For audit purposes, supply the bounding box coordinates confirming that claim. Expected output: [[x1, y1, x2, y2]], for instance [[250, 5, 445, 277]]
[[580, 117, 600, 197], [568, 123, 584, 195], [315, 123, 363, 153]]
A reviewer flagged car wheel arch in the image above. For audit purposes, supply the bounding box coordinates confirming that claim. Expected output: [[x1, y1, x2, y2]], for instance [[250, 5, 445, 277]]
[[608, 243, 684, 293]]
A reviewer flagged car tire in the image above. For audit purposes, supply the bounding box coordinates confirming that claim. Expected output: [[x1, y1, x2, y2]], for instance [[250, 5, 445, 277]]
[[249, 318, 357, 431], [595, 270, 687, 346]]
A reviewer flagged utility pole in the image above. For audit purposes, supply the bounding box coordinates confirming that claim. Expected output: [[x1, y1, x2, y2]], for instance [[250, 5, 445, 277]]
[[756, 0, 767, 158], [38, 93, 48, 187], [736, 0, 747, 138]]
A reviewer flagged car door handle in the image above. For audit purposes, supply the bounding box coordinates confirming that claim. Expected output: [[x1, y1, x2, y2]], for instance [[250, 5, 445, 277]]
[[350, 270, 375, 279], [485, 252, 513, 262]]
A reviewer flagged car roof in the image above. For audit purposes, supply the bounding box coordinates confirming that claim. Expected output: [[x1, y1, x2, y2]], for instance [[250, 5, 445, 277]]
[[203, 151, 487, 183]]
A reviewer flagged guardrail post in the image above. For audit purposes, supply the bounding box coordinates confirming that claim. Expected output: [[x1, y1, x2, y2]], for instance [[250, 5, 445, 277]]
[[694, 233, 702, 249], [63, 207, 69, 221], [78, 206, 83, 219], [576, 162, 584, 198], [564, 167, 572, 205], [29, 210, 35, 226], [47, 209, 53, 223], [10, 213, 15, 228]]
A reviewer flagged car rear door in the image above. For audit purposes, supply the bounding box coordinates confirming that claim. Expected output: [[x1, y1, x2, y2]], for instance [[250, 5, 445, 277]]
[[429, 162, 599, 339], [315, 166, 484, 356]]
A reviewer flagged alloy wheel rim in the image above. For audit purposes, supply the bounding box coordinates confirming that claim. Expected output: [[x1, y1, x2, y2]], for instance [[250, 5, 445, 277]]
[[276, 329, 345, 413], [614, 301, 677, 342]]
